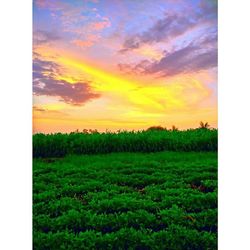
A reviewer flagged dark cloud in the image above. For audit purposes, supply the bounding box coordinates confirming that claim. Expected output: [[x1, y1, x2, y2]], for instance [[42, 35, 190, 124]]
[[147, 45, 217, 76], [33, 56, 100, 105], [121, 14, 195, 53], [119, 32, 217, 77], [118, 17, 217, 77], [33, 30, 61, 45], [120, 14, 194, 52], [121, 0, 217, 52]]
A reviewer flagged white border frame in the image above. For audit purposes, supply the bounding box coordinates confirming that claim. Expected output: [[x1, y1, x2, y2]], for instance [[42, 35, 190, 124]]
[[1, 0, 250, 249]]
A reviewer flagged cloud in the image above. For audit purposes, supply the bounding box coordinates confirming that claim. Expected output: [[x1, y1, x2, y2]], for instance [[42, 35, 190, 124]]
[[147, 45, 217, 77], [35, 0, 69, 12], [118, 60, 152, 75], [118, 12, 217, 78], [90, 18, 111, 31], [33, 106, 46, 112], [197, 0, 218, 21], [121, 14, 194, 52], [35, 0, 88, 32], [33, 56, 100, 105], [121, 0, 217, 52], [68, 18, 111, 48], [71, 34, 100, 48], [71, 39, 94, 48], [33, 105, 70, 121], [118, 30, 217, 78], [34, 0, 111, 48], [33, 30, 61, 46]]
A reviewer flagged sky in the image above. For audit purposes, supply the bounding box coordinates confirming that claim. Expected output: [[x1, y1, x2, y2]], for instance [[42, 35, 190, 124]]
[[33, 0, 217, 133]]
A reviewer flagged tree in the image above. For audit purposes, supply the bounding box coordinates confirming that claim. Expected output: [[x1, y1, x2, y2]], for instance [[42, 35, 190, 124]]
[[171, 125, 179, 131], [199, 121, 210, 129], [146, 126, 167, 131]]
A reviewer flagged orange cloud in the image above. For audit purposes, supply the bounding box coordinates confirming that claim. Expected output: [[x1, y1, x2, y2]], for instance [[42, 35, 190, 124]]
[[71, 33, 100, 48], [91, 18, 111, 31], [72, 39, 94, 48]]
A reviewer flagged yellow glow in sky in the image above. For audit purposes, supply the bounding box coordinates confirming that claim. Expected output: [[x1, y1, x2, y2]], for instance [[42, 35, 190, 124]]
[[33, 47, 217, 133]]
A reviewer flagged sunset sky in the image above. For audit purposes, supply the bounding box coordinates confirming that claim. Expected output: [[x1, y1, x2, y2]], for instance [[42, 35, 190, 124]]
[[33, 0, 217, 133]]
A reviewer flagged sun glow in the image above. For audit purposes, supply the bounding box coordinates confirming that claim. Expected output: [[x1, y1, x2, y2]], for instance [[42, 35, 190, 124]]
[[33, 0, 217, 133]]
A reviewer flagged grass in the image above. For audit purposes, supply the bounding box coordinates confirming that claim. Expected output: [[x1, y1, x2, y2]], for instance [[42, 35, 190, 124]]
[[33, 151, 217, 249]]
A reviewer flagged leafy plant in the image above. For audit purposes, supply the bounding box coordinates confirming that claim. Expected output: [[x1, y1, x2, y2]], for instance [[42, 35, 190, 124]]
[[33, 151, 217, 249], [33, 128, 218, 158], [199, 121, 210, 129]]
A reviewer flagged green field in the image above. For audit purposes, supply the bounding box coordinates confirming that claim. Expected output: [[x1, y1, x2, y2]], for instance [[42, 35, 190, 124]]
[[33, 151, 217, 249]]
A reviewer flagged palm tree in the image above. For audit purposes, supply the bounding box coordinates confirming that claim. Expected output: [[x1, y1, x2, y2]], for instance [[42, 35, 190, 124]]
[[199, 121, 210, 129]]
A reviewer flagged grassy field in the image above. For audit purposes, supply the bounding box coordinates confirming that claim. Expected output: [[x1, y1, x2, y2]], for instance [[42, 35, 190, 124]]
[[33, 151, 217, 249]]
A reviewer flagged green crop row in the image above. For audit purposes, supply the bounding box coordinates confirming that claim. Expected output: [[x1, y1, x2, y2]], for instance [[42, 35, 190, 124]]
[[33, 152, 217, 249], [33, 128, 217, 158], [34, 225, 217, 250]]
